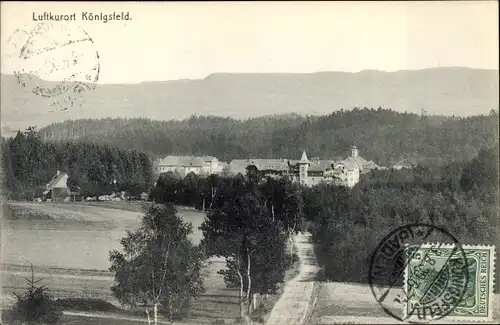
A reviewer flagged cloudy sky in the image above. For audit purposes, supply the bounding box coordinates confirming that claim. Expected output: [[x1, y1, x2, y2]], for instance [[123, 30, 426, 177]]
[[1, 1, 498, 84]]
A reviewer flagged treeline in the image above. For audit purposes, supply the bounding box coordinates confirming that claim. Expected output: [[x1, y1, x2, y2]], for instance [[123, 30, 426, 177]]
[[38, 108, 499, 165], [150, 143, 499, 290], [1, 128, 154, 200], [310, 143, 499, 286]]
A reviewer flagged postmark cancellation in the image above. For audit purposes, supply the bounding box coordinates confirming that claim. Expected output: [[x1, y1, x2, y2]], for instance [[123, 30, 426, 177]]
[[404, 244, 496, 323], [4, 21, 100, 111]]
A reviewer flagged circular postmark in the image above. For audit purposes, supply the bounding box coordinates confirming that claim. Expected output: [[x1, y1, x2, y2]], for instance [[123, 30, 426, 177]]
[[368, 224, 469, 323], [5, 21, 99, 111]]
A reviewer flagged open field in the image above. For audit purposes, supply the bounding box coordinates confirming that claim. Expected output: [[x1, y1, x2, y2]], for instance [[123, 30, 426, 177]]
[[1, 201, 240, 324], [2, 202, 142, 270], [309, 281, 500, 324], [82, 200, 151, 213], [2, 202, 205, 267]]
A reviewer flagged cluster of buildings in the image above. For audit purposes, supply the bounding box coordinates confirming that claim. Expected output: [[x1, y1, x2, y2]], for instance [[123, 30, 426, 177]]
[[40, 146, 383, 203], [39, 171, 149, 203], [157, 146, 385, 188]]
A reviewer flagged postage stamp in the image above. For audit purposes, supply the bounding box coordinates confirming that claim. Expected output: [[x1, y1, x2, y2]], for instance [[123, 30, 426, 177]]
[[369, 224, 469, 323], [4, 21, 100, 111], [404, 244, 496, 323]]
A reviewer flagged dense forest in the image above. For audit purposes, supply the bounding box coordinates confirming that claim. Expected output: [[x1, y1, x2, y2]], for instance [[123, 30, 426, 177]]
[[38, 108, 499, 166], [149, 142, 499, 291], [1, 127, 154, 200], [309, 143, 499, 286]]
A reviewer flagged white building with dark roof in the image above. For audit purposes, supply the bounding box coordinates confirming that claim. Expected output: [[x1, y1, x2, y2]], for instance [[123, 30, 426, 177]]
[[43, 170, 71, 202], [157, 155, 222, 177], [330, 157, 360, 188], [295, 151, 343, 186]]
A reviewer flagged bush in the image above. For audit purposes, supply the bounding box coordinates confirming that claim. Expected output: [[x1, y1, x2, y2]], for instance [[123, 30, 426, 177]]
[[5, 266, 62, 325]]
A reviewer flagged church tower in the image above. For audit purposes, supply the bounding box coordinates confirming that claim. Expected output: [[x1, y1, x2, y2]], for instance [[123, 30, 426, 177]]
[[351, 145, 359, 158], [298, 150, 309, 186]]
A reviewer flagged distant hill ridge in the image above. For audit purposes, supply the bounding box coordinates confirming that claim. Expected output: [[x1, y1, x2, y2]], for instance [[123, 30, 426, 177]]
[[1, 67, 498, 135]]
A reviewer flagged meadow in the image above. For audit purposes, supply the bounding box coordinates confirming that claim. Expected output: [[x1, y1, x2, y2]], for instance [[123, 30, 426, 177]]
[[1, 201, 240, 324]]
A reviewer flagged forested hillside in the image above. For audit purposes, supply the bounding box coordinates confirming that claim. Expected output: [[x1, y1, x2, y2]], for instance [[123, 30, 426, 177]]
[[1, 128, 154, 200], [38, 108, 499, 166]]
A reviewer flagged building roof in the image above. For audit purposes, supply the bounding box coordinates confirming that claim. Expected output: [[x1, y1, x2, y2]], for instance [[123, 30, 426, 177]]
[[229, 159, 290, 174], [158, 155, 217, 167], [337, 157, 359, 171], [299, 151, 309, 163], [308, 160, 336, 172], [46, 172, 68, 190], [342, 155, 383, 172], [289, 155, 343, 170]]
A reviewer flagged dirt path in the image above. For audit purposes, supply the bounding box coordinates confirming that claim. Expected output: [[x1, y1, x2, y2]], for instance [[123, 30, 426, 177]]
[[266, 232, 319, 325]]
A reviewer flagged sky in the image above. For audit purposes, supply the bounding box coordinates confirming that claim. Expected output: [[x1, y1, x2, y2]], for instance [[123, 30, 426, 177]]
[[1, 1, 498, 84]]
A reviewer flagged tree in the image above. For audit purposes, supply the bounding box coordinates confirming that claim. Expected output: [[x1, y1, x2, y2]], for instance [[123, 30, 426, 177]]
[[5, 262, 62, 325], [201, 174, 221, 211], [183, 172, 201, 207], [201, 188, 289, 323], [3, 131, 154, 200], [259, 176, 305, 260], [460, 144, 499, 196], [109, 204, 205, 324], [150, 172, 181, 204]]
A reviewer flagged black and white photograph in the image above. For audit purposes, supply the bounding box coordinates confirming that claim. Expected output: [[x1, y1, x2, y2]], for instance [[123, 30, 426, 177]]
[[1, 1, 498, 324]]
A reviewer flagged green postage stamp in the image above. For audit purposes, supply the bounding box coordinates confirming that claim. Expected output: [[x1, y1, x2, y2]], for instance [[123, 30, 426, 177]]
[[404, 244, 496, 322]]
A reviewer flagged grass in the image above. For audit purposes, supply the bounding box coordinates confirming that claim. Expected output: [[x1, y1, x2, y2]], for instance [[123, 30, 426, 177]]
[[55, 298, 123, 313], [78, 200, 150, 213], [59, 315, 147, 325], [2, 201, 240, 324], [309, 282, 500, 324], [0, 314, 133, 325], [4, 201, 142, 227], [3, 203, 54, 220]]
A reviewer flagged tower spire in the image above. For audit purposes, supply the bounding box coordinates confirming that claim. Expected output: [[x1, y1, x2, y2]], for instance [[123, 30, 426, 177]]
[[298, 150, 309, 186], [299, 150, 309, 163]]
